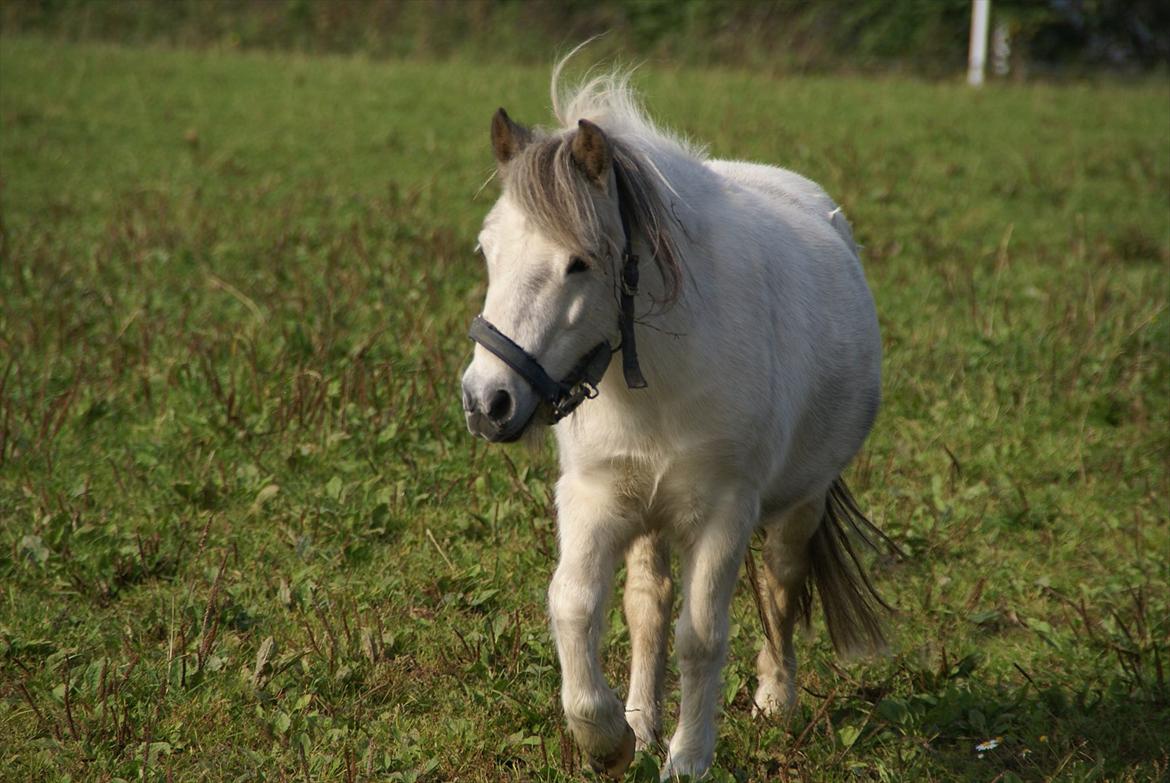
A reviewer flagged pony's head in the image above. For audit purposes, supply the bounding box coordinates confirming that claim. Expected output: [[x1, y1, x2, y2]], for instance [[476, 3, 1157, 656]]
[[462, 63, 688, 443], [462, 108, 631, 443]]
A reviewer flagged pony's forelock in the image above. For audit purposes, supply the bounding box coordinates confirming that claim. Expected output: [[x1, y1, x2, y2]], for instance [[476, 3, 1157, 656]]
[[549, 43, 702, 160], [500, 52, 695, 306]]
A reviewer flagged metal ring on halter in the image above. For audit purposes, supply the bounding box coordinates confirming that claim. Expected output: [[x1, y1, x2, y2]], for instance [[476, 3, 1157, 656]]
[[468, 315, 612, 423]]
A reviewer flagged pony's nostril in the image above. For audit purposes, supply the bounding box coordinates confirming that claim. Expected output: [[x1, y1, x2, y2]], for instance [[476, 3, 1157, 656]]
[[486, 389, 513, 424]]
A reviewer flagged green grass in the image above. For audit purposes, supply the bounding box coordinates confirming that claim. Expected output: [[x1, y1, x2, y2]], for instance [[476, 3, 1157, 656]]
[[1, 36, 1168, 782]]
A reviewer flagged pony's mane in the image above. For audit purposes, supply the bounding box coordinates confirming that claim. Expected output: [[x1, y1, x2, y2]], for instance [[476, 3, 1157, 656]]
[[550, 62, 701, 161], [501, 58, 702, 307]]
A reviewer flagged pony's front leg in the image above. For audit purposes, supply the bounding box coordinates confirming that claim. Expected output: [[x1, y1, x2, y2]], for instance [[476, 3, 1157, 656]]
[[624, 531, 672, 750], [549, 474, 637, 778], [664, 489, 757, 780]]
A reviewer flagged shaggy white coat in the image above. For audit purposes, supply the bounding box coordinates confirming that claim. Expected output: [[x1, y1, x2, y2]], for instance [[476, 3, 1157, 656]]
[[462, 66, 882, 779]]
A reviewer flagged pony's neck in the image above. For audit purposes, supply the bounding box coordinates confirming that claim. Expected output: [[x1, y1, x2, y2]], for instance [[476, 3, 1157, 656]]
[[598, 139, 715, 404], [617, 137, 713, 316]]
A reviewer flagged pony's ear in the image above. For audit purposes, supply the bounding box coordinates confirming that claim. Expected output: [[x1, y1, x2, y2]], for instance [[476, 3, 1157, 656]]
[[571, 119, 612, 189], [491, 107, 531, 165]]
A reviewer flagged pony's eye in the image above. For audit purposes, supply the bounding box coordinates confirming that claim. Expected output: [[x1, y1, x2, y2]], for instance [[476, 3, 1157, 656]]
[[566, 256, 589, 275]]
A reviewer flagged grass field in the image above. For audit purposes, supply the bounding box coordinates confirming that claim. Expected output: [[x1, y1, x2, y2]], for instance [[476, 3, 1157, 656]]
[[1, 36, 1168, 782]]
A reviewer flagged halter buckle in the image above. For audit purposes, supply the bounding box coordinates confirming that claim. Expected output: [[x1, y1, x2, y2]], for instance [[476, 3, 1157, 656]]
[[621, 253, 640, 297]]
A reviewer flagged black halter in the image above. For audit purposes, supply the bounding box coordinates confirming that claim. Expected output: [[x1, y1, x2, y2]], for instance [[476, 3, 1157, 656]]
[[468, 163, 648, 423]]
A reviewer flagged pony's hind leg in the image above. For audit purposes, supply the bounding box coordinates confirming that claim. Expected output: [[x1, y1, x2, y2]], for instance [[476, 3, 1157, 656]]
[[754, 481, 893, 715], [753, 497, 824, 717], [623, 531, 672, 750]]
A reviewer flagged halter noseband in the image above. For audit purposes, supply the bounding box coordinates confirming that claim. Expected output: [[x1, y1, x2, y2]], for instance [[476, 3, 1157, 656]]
[[468, 163, 648, 423]]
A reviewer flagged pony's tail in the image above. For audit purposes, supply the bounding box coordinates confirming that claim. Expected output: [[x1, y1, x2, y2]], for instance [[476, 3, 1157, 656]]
[[801, 478, 899, 656]]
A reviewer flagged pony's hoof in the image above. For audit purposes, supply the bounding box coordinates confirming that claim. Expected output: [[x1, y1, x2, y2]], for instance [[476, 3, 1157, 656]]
[[751, 679, 797, 719], [588, 723, 636, 780]]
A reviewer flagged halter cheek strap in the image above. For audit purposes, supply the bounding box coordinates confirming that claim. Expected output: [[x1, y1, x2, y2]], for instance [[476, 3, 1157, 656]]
[[468, 160, 648, 422], [614, 163, 648, 390]]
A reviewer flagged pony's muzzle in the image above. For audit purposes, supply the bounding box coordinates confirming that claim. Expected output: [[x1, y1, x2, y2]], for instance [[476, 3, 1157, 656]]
[[461, 374, 535, 443], [463, 386, 511, 435]]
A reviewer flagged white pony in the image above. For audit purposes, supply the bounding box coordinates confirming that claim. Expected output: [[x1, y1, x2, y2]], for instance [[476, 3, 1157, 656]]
[[461, 58, 889, 780]]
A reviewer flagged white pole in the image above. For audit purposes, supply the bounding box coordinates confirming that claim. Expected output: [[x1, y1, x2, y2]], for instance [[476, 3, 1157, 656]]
[[968, 0, 990, 87]]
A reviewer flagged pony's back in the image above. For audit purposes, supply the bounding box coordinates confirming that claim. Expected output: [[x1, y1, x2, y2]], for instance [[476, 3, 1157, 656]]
[[707, 159, 859, 255]]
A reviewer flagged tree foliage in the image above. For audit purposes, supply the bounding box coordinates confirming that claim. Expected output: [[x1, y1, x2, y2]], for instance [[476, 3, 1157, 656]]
[[1, 0, 1166, 74]]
